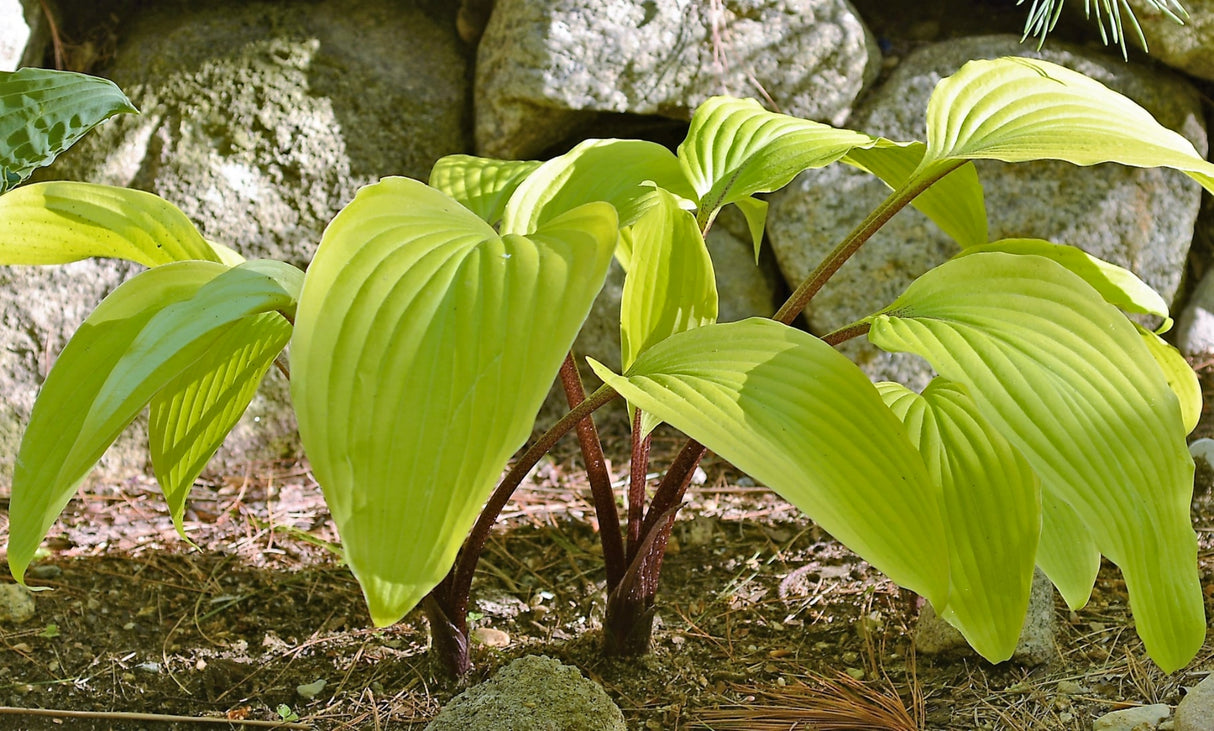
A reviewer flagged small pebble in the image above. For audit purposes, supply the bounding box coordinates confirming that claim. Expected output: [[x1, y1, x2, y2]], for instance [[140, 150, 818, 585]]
[[27, 565, 62, 580], [0, 584, 36, 624], [1056, 680, 1084, 695], [471, 627, 510, 647], [296, 679, 327, 700], [1093, 704, 1171, 731]]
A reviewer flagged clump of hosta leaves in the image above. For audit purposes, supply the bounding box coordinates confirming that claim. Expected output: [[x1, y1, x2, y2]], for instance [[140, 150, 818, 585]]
[[2, 57, 1210, 679]]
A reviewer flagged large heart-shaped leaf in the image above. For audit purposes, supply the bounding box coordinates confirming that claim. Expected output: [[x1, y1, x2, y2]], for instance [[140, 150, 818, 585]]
[[956, 239, 1172, 328], [0, 181, 222, 266], [502, 139, 695, 234], [0, 68, 137, 190], [6, 261, 225, 582], [6, 260, 302, 581], [428, 155, 541, 225], [588, 318, 950, 608], [677, 96, 882, 227], [867, 251, 1203, 671], [878, 380, 1040, 663], [920, 57, 1214, 193], [149, 311, 294, 537], [291, 177, 617, 625]]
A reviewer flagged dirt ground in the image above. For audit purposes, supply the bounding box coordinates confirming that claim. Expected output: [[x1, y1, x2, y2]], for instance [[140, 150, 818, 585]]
[[1, 369, 1214, 731]]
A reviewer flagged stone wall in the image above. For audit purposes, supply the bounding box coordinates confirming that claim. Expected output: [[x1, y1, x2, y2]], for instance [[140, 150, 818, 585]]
[[3, 0, 1213, 482]]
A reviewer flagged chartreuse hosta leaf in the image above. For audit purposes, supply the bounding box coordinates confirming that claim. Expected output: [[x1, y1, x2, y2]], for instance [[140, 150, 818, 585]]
[[0, 181, 223, 266], [150, 311, 294, 538], [843, 142, 988, 249], [0, 67, 137, 191], [428, 155, 541, 225], [620, 188, 718, 437], [878, 380, 1040, 663], [866, 252, 1203, 671], [676, 96, 883, 228], [502, 139, 696, 234], [957, 239, 1171, 329], [7, 259, 301, 582], [1139, 326, 1201, 435], [588, 318, 950, 609], [292, 177, 617, 626], [920, 57, 1214, 193], [620, 188, 718, 372]]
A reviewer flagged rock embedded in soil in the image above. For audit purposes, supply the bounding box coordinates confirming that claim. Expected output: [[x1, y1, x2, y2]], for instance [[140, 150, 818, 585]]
[[0, 583, 35, 624], [1092, 703, 1173, 731], [426, 654, 626, 731], [766, 34, 1206, 390], [914, 567, 1056, 667], [1175, 672, 1214, 731]]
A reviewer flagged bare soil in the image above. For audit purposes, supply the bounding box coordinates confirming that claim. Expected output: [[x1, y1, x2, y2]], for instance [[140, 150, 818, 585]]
[[2, 377, 1214, 731]]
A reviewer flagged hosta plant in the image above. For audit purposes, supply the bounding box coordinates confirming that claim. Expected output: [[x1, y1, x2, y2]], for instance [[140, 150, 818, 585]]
[[3, 58, 1211, 679]]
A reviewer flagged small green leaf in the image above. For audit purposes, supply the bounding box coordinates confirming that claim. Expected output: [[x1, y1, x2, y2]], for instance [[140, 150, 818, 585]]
[[292, 177, 617, 625], [149, 311, 293, 537], [620, 188, 718, 373], [1138, 325, 1200, 435], [0, 181, 221, 266], [38, 623, 59, 639], [428, 155, 541, 225], [677, 96, 881, 227], [922, 57, 1214, 194], [867, 251, 1203, 671], [730, 195, 768, 262], [878, 380, 1040, 663], [844, 142, 988, 249], [957, 238, 1171, 328], [589, 318, 950, 609], [0, 68, 137, 190], [502, 139, 695, 234]]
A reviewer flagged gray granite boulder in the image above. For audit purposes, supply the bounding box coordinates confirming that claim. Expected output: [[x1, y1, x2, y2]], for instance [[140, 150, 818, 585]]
[[475, 0, 880, 159], [0, 0, 467, 481], [426, 655, 626, 731], [1075, 0, 1214, 81], [767, 35, 1207, 390]]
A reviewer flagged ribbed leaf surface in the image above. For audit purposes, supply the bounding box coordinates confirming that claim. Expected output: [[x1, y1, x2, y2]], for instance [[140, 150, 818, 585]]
[[923, 57, 1214, 193], [7, 262, 226, 582], [150, 312, 293, 537], [878, 380, 1040, 663], [867, 251, 1203, 671], [677, 96, 881, 222], [428, 155, 541, 225], [502, 139, 694, 234], [588, 319, 950, 609], [0, 68, 136, 190], [292, 177, 617, 625], [620, 189, 718, 372], [957, 239, 1171, 327], [0, 181, 221, 266]]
